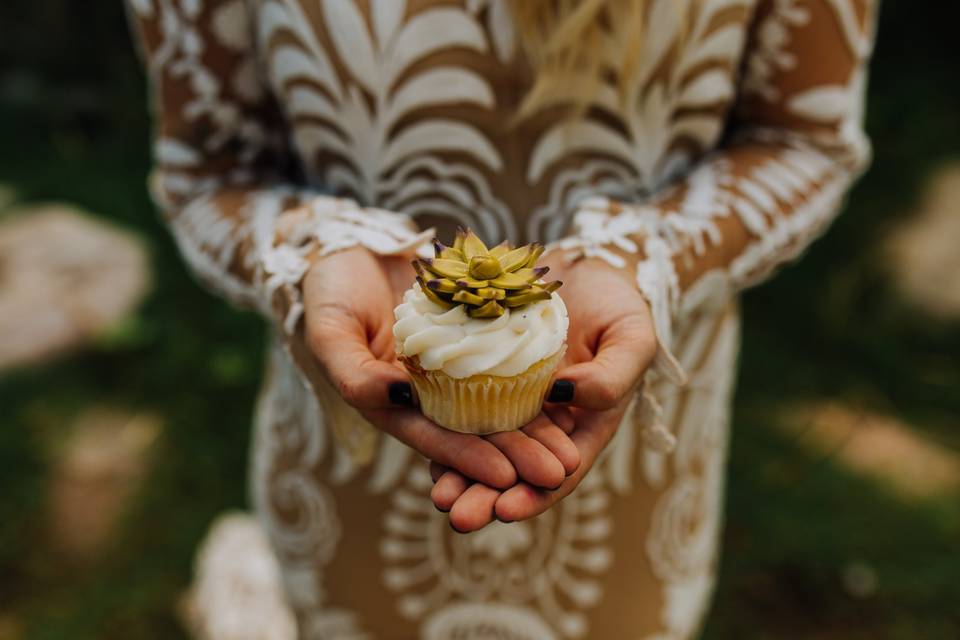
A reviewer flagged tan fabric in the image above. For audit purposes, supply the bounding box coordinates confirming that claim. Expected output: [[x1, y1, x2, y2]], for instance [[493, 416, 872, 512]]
[[127, 1, 876, 637]]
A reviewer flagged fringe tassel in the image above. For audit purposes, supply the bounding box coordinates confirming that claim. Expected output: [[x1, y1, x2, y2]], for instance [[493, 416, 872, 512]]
[[638, 386, 677, 453]]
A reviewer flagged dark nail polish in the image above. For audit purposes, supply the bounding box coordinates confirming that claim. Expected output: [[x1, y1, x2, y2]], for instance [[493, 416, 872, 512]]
[[547, 380, 575, 403], [389, 382, 414, 407]]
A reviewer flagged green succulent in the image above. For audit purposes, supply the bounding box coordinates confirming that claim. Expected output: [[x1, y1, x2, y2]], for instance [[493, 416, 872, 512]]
[[412, 229, 562, 318]]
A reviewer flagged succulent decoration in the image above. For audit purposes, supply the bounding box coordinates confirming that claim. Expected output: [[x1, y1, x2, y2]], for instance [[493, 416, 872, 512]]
[[413, 229, 562, 318]]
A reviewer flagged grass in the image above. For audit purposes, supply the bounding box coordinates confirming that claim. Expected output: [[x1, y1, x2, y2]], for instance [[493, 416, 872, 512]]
[[1, 0, 959, 638]]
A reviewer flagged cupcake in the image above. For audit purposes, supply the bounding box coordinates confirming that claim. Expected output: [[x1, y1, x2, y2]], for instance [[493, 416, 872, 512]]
[[393, 230, 568, 434]]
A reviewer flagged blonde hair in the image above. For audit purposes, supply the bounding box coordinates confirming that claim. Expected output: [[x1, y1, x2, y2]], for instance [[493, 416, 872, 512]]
[[509, 0, 686, 119]]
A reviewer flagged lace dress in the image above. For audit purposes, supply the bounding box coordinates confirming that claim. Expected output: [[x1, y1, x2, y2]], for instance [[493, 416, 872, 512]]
[[127, 1, 876, 638]]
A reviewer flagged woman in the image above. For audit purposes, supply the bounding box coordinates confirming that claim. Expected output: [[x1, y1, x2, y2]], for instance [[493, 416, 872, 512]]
[[128, 0, 876, 637]]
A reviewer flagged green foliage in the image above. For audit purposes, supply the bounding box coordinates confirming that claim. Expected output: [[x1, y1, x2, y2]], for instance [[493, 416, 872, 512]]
[[0, 0, 958, 638]]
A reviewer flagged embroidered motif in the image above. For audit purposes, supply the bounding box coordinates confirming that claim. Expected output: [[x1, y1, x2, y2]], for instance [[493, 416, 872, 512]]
[[127, 1, 876, 637]]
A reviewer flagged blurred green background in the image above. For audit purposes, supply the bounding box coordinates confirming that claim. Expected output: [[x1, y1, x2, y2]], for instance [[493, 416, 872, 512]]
[[1, 1, 958, 638]]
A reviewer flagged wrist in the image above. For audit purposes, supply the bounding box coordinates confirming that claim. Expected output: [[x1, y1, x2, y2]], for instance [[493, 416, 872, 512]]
[[306, 244, 369, 268], [564, 254, 639, 289], [276, 197, 433, 266], [304, 245, 384, 294]]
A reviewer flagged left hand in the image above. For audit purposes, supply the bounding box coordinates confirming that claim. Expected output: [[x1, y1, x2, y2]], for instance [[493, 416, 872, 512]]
[[429, 255, 659, 532], [302, 247, 580, 491]]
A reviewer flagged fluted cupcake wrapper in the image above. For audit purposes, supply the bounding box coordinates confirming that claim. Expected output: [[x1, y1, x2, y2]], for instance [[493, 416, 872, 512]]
[[402, 347, 566, 435]]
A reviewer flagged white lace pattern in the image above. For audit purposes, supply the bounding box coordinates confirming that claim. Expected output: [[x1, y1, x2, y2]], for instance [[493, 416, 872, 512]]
[[127, 0, 877, 637]]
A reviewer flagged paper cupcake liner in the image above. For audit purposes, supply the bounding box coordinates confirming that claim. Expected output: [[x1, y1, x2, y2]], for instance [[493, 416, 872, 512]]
[[402, 346, 566, 435]]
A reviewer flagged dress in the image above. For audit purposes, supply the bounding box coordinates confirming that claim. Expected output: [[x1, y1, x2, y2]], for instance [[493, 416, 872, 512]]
[[127, 1, 876, 638]]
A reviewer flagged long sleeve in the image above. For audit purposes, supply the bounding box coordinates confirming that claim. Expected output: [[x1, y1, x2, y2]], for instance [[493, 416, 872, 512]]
[[126, 0, 431, 331], [556, 0, 875, 365], [553, 0, 876, 449]]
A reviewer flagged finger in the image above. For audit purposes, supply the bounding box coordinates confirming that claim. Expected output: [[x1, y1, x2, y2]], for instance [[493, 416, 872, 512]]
[[366, 408, 517, 489], [552, 319, 657, 411], [485, 430, 565, 489], [495, 408, 621, 522], [429, 461, 449, 483], [431, 470, 470, 512], [493, 482, 553, 523], [307, 312, 409, 411], [521, 414, 581, 476], [543, 404, 576, 435], [449, 483, 501, 533]]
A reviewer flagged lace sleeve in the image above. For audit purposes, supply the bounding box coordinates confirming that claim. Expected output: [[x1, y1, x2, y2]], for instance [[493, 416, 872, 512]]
[[126, 0, 431, 333], [552, 0, 877, 449]]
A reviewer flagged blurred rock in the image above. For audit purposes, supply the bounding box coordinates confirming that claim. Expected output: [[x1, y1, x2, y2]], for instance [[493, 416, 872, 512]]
[[842, 562, 879, 599], [47, 406, 161, 563], [886, 162, 960, 319], [0, 615, 23, 640], [784, 402, 960, 499], [181, 512, 296, 640], [0, 204, 150, 371]]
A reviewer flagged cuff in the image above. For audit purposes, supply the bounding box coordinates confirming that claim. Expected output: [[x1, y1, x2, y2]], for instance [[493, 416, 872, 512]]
[[260, 197, 433, 334]]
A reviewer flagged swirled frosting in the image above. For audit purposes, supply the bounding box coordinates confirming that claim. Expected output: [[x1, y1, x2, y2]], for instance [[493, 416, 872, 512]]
[[393, 284, 568, 378]]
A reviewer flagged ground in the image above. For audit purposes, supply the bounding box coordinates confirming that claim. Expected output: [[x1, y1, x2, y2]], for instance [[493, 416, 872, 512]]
[[0, 1, 958, 638]]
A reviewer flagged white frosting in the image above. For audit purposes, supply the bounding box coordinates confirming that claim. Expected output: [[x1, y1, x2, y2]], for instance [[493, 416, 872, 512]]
[[393, 284, 568, 379]]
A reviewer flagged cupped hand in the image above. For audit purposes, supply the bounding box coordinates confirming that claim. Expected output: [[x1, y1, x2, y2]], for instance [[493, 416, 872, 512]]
[[430, 256, 658, 532], [302, 246, 579, 490]]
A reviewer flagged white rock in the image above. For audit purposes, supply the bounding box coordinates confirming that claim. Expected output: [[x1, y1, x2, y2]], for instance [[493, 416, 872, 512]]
[[48, 406, 162, 562], [886, 163, 960, 320], [181, 513, 297, 640], [782, 401, 960, 499], [0, 204, 150, 370]]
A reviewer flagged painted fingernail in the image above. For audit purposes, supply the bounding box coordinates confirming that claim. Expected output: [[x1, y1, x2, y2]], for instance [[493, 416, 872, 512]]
[[388, 382, 414, 407], [547, 380, 575, 403]]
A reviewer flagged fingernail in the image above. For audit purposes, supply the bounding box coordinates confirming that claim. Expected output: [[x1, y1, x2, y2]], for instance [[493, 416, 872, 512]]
[[547, 380, 575, 403], [389, 382, 414, 407]]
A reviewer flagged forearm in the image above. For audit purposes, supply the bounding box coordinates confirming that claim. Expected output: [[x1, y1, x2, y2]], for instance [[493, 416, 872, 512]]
[[129, 0, 431, 332], [556, 130, 869, 296], [553, 0, 877, 362]]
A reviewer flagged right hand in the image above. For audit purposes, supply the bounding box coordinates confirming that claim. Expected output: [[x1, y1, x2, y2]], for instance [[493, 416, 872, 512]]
[[302, 247, 579, 492], [427, 255, 658, 532]]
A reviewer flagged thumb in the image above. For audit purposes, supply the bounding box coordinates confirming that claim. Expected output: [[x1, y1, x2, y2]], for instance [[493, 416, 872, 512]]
[[549, 317, 657, 411], [306, 309, 411, 411]]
